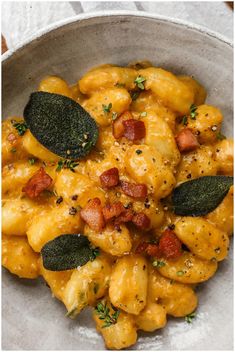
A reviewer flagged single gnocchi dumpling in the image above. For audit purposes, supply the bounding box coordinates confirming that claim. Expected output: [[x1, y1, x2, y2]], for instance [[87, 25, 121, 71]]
[[157, 252, 218, 284], [138, 67, 194, 114], [215, 138, 233, 175], [79, 66, 137, 94], [185, 105, 223, 144], [39, 258, 73, 301], [82, 88, 132, 127], [2, 235, 39, 279], [178, 75, 207, 106], [135, 301, 167, 332], [2, 161, 39, 197], [2, 118, 29, 166], [27, 205, 83, 252], [174, 217, 229, 261], [2, 198, 45, 236], [141, 111, 180, 166], [124, 145, 176, 199], [109, 254, 148, 315], [148, 267, 198, 317], [84, 224, 132, 256], [38, 75, 73, 98], [22, 130, 59, 162], [63, 255, 111, 317], [206, 186, 233, 236], [176, 145, 218, 183], [93, 300, 137, 350], [131, 91, 177, 131]]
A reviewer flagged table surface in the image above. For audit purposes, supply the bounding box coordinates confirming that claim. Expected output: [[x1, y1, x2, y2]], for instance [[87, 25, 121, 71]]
[[2, 1, 233, 50]]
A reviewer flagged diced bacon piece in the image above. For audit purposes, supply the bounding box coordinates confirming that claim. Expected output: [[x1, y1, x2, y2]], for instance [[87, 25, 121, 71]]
[[22, 167, 53, 199], [175, 128, 199, 152], [80, 198, 105, 232], [100, 167, 119, 189], [158, 229, 182, 259], [120, 181, 147, 198], [123, 119, 146, 141], [132, 212, 151, 230], [146, 244, 162, 257], [135, 241, 149, 254], [112, 111, 133, 139], [102, 202, 125, 221], [135, 242, 161, 257], [114, 208, 134, 227]]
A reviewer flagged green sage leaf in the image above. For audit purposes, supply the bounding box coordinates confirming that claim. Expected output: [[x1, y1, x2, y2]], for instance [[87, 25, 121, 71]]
[[172, 176, 233, 216], [41, 234, 99, 271], [24, 92, 98, 160]]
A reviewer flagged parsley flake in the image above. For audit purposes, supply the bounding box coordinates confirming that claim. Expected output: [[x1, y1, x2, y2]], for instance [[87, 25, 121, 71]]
[[140, 111, 147, 117], [134, 76, 146, 90], [10, 147, 17, 153], [176, 270, 185, 276], [182, 115, 188, 125], [112, 112, 118, 120], [11, 120, 28, 136], [102, 103, 112, 113], [95, 301, 120, 328], [185, 311, 196, 323], [56, 159, 79, 172], [152, 260, 166, 268], [28, 158, 35, 165], [190, 104, 198, 120]]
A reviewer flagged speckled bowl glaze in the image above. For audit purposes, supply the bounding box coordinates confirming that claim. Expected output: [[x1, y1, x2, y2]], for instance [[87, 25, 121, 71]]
[[2, 12, 233, 351]]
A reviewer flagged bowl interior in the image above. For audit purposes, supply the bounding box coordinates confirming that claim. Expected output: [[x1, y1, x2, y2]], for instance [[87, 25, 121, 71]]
[[2, 14, 233, 350]]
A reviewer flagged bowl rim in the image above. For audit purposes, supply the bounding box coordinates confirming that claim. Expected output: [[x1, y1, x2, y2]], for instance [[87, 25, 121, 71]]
[[2, 10, 233, 62]]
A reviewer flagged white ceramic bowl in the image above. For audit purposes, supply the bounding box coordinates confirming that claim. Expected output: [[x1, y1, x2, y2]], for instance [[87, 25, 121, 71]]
[[2, 12, 233, 350]]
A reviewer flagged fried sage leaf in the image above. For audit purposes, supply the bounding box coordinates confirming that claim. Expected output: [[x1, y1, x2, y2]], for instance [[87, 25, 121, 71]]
[[41, 234, 99, 271], [172, 176, 233, 216], [24, 92, 98, 159]]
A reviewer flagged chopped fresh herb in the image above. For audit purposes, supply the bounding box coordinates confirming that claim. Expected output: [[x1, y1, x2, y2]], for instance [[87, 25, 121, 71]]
[[131, 91, 140, 101], [136, 149, 143, 155], [140, 111, 147, 117], [185, 311, 196, 323], [28, 158, 35, 165], [95, 301, 120, 328], [112, 112, 118, 120], [41, 234, 100, 271], [10, 147, 17, 153], [182, 116, 188, 125], [56, 159, 79, 172], [102, 103, 112, 113], [91, 247, 100, 260], [134, 76, 146, 90], [216, 131, 226, 140], [176, 270, 185, 276], [152, 260, 166, 268], [190, 104, 198, 120], [11, 120, 28, 136]]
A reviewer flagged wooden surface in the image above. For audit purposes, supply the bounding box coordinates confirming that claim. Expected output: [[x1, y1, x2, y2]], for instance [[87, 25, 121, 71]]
[[1, 1, 233, 53]]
